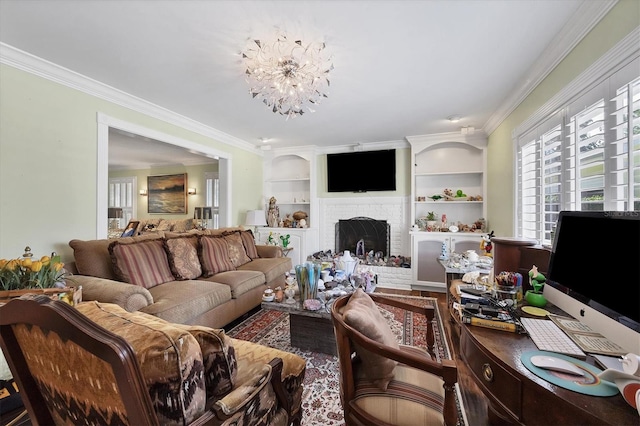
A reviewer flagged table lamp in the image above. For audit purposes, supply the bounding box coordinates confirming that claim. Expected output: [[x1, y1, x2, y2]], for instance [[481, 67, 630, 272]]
[[245, 210, 267, 236], [108, 207, 123, 229]]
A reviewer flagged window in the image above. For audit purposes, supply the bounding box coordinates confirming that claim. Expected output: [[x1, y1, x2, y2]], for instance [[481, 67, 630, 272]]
[[108, 176, 137, 228], [517, 57, 639, 245], [204, 171, 220, 229]]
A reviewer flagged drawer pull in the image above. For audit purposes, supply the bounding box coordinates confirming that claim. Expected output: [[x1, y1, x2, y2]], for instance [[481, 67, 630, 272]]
[[482, 363, 494, 382]]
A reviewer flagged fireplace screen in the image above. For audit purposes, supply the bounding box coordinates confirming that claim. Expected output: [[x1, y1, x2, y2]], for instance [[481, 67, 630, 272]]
[[335, 217, 390, 257]]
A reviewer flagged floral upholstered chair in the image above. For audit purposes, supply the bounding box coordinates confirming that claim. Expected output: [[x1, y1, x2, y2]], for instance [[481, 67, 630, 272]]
[[331, 289, 458, 426], [0, 295, 306, 425]]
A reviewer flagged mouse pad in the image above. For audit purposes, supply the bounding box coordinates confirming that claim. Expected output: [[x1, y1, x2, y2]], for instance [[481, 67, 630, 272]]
[[521, 350, 618, 396]]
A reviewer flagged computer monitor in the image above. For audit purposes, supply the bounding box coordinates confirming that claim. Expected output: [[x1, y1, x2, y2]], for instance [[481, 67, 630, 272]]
[[544, 210, 640, 352]]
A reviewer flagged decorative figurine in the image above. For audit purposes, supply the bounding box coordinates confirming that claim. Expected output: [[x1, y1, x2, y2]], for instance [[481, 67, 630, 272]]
[[525, 265, 547, 307], [439, 241, 448, 260], [267, 196, 280, 227], [481, 230, 494, 257]]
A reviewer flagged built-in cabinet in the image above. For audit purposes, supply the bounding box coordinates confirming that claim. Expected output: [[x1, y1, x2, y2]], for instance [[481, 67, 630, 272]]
[[262, 148, 319, 265], [407, 132, 488, 291], [411, 232, 484, 290]]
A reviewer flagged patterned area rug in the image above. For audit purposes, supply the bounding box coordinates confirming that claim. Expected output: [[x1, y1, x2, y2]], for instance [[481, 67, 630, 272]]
[[227, 294, 468, 426]]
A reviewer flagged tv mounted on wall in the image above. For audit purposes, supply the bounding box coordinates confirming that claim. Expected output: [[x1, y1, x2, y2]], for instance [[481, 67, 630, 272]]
[[546, 210, 640, 333], [327, 149, 396, 192]]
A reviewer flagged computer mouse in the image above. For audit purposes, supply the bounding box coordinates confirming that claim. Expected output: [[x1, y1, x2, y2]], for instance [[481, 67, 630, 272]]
[[530, 355, 584, 376]]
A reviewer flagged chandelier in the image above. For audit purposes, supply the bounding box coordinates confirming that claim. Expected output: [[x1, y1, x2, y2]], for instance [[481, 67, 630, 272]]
[[242, 33, 333, 119]]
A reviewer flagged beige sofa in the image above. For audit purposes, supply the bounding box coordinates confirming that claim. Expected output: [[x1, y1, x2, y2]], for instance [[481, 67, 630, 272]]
[[68, 227, 292, 328]]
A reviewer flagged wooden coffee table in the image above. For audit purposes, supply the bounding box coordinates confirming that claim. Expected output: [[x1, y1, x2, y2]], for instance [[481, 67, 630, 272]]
[[261, 298, 336, 355]]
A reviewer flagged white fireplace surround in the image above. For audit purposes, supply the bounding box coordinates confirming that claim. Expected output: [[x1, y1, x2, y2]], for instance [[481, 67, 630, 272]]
[[317, 197, 411, 258]]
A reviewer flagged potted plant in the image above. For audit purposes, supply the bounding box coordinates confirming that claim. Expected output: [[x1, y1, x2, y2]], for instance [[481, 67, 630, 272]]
[[0, 246, 78, 304], [426, 212, 438, 229]]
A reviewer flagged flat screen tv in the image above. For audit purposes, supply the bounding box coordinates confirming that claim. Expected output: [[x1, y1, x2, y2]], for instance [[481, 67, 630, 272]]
[[547, 210, 640, 333], [327, 149, 396, 192]]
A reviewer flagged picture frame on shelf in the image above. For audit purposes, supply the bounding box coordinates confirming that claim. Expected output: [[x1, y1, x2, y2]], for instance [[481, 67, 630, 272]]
[[147, 173, 187, 214], [121, 220, 140, 237]]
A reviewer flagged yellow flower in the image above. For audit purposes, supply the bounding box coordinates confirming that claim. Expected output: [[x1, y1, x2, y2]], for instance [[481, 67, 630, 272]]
[[0, 259, 7, 268], [21, 257, 32, 268], [31, 261, 43, 272], [53, 262, 64, 272], [40, 255, 51, 266], [6, 259, 20, 271]]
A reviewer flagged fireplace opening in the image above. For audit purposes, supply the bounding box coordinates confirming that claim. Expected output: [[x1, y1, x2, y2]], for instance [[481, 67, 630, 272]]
[[335, 217, 390, 258]]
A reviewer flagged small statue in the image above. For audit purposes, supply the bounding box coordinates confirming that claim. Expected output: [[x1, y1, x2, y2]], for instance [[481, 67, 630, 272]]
[[481, 230, 494, 257], [267, 196, 280, 227], [280, 234, 290, 248], [439, 241, 448, 260]]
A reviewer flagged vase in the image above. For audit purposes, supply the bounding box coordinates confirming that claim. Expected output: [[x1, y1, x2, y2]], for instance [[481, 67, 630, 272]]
[[295, 262, 321, 306]]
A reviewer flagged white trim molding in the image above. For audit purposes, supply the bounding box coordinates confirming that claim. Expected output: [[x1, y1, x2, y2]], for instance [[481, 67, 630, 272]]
[[0, 42, 260, 155]]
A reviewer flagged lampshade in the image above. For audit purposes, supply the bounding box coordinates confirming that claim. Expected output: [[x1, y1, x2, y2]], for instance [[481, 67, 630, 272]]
[[108, 208, 123, 219], [245, 210, 267, 227]]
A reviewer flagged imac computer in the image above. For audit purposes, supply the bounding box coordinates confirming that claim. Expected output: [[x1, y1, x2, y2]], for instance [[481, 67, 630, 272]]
[[543, 210, 640, 353]]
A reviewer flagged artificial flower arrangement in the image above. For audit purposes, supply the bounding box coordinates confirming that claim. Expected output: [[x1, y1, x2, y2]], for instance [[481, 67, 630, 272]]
[[0, 246, 79, 304]]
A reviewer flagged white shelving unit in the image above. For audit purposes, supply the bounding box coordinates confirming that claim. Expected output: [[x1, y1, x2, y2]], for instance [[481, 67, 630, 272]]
[[262, 148, 319, 265], [407, 132, 488, 290]]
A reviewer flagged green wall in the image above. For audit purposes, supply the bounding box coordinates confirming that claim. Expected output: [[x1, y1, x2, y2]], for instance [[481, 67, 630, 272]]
[[487, 0, 639, 237], [0, 65, 264, 261]]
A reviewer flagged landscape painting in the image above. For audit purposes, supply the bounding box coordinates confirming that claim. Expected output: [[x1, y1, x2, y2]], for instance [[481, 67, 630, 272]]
[[148, 173, 187, 214]]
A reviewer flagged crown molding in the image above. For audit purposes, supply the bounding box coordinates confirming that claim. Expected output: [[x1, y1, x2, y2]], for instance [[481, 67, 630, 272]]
[[483, 0, 618, 135], [315, 139, 409, 155], [512, 26, 640, 139], [0, 42, 261, 155]]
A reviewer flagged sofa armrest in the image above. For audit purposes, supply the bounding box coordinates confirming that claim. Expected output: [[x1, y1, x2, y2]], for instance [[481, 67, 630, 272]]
[[72, 275, 153, 312], [256, 245, 283, 258]]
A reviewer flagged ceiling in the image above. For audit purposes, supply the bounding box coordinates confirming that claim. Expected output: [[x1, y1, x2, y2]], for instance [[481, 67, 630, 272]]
[[0, 0, 607, 166]]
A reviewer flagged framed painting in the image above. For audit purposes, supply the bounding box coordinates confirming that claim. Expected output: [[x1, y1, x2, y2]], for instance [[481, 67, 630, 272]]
[[147, 173, 187, 214]]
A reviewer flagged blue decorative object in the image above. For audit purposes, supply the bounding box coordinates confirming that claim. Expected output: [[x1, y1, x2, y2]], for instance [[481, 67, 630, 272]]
[[439, 242, 448, 260]]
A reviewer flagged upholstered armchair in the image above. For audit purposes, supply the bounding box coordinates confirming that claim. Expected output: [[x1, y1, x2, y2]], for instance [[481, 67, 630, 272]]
[[0, 295, 306, 425], [331, 289, 458, 426]]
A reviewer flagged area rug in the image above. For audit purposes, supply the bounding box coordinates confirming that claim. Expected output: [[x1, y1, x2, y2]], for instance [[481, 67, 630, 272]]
[[227, 294, 468, 426]]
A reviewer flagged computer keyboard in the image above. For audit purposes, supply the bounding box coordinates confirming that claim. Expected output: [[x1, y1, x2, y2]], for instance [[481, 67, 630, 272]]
[[520, 317, 586, 358]]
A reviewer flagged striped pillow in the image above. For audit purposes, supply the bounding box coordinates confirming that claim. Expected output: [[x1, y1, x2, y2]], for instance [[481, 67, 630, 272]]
[[199, 235, 235, 277], [240, 230, 259, 259], [109, 239, 175, 288]]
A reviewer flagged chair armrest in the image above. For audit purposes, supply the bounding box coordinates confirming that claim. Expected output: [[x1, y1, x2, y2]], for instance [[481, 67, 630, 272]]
[[256, 245, 283, 258], [72, 275, 153, 312], [213, 360, 280, 419]]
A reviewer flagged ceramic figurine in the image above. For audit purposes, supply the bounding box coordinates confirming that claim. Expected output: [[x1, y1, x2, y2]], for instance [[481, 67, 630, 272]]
[[439, 242, 448, 260]]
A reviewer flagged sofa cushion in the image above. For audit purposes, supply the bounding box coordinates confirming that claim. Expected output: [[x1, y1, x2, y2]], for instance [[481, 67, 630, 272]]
[[163, 235, 202, 280], [172, 325, 238, 397], [199, 235, 236, 276], [206, 270, 265, 298], [341, 288, 399, 391], [76, 301, 206, 425], [240, 230, 259, 259], [109, 239, 175, 289], [171, 218, 195, 233], [224, 232, 252, 267], [237, 257, 291, 284], [156, 219, 173, 232], [141, 280, 232, 324], [70, 234, 163, 280]]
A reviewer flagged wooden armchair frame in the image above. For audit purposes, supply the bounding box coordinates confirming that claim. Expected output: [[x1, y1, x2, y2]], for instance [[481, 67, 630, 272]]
[[331, 293, 459, 426], [0, 296, 298, 425]]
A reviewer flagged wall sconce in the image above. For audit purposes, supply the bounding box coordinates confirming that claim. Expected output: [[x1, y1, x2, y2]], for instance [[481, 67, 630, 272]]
[[188, 188, 197, 195], [139, 189, 148, 196]]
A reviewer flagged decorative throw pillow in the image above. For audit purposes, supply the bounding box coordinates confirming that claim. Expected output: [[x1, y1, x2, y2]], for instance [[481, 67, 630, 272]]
[[341, 288, 399, 390], [172, 324, 237, 397], [198, 235, 236, 276], [171, 218, 195, 233], [240, 230, 259, 259], [76, 302, 206, 425], [224, 232, 252, 267], [109, 239, 175, 288], [164, 235, 202, 280], [156, 219, 172, 231]]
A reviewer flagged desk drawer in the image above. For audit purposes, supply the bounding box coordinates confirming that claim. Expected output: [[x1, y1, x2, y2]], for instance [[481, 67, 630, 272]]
[[461, 327, 522, 420]]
